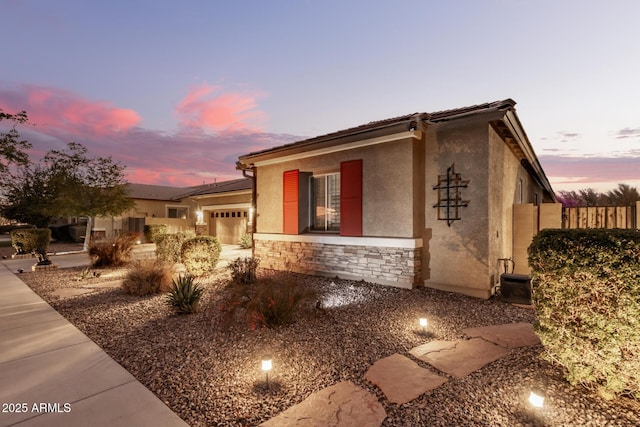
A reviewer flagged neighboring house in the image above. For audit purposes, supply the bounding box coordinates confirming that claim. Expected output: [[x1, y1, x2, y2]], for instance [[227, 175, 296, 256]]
[[237, 99, 558, 298], [92, 178, 253, 244], [188, 178, 254, 243]]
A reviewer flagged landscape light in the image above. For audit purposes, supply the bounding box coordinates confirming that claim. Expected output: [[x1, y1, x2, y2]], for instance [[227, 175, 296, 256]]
[[261, 355, 272, 387], [528, 388, 545, 408], [419, 317, 428, 333]]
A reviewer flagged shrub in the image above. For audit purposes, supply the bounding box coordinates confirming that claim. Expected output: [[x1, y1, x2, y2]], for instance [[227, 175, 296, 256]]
[[89, 233, 139, 268], [166, 274, 204, 314], [181, 236, 222, 277], [155, 231, 196, 263], [529, 229, 640, 399], [122, 260, 175, 296], [238, 233, 253, 249], [228, 256, 260, 285], [10, 228, 50, 255], [144, 224, 167, 243], [224, 272, 317, 328]]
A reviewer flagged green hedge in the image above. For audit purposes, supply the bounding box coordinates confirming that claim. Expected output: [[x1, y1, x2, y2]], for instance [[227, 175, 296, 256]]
[[144, 224, 167, 243], [181, 236, 222, 276], [154, 231, 195, 263], [529, 229, 640, 399], [10, 228, 51, 254]]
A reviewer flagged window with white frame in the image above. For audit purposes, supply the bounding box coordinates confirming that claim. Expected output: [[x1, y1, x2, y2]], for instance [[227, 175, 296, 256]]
[[167, 206, 189, 219], [311, 173, 340, 231], [518, 178, 524, 204]]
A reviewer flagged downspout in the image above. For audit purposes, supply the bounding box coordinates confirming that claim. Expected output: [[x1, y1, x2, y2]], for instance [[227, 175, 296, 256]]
[[237, 161, 257, 235]]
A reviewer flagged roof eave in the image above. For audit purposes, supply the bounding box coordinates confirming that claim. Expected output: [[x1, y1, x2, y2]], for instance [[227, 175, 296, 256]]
[[238, 114, 426, 166], [190, 188, 252, 199], [501, 109, 557, 201]]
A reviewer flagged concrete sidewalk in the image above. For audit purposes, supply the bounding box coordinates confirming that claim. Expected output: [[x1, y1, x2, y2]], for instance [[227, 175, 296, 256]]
[[0, 254, 188, 427]]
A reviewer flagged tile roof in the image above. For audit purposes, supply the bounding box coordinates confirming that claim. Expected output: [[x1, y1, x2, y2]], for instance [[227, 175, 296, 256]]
[[127, 178, 252, 201], [184, 178, 252, 197], [126, 183, 189, 201], [240, 99, 516, 159]]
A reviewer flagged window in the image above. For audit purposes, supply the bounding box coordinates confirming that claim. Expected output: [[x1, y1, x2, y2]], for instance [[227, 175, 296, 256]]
[[518, 178, 524, 204], [311, 173, 340, 232], [282, 160, 361, 236], [167, 206, 188, 219]]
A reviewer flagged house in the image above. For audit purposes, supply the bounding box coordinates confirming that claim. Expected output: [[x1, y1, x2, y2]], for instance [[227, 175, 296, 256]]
[[236, 99, 558, 298], [92, 178, 253, 244]]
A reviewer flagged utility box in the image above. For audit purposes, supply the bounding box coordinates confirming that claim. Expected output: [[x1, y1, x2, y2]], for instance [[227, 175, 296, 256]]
[[500, 273, 532, 305]]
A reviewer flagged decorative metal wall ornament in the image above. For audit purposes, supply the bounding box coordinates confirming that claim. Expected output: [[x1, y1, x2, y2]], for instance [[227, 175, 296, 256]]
[[433, 163, 470, 226]]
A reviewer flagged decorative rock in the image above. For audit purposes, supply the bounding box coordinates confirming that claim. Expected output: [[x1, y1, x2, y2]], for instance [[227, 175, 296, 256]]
[[259, 381, 386, 427], [81, 280, 123, 289], [51, 288, 95, 299], [461, 322, 541, 348], [409, 338, 509, 378], [365, 353, 448, 404]]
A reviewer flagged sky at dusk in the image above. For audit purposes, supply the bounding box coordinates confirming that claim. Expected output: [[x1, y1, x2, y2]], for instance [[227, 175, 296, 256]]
[[1, 0, 639, 192]]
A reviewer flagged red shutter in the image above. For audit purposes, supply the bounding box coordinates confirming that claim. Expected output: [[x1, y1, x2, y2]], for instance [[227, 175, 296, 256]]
[[340, 159, 362, 236], [283, 170, 299, 234]]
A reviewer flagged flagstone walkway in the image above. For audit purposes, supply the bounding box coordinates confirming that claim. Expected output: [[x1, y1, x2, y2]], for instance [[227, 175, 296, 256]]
[[260, 322, 541, 426]]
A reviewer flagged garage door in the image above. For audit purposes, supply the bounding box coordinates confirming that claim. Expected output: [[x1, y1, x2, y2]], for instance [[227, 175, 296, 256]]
[[211, 210, 248, 244]]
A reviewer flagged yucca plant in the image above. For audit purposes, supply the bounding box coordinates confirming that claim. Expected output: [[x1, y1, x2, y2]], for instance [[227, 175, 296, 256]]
[[166, 274, 204, 314]]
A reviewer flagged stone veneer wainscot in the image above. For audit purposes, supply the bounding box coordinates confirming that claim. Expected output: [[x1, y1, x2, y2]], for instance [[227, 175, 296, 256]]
[[253, 234, 422, 288]]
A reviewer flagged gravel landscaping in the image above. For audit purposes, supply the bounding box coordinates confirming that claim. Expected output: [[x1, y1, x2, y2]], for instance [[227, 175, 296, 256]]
[[18, 263, 640, 427]]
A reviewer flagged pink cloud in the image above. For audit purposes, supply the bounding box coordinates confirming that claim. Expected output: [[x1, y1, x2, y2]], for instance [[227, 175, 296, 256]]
[[1, 81, 298, 187], [540, 155, 640, 191], [1, 83, 141, 136], [174, 83, 265, 131]]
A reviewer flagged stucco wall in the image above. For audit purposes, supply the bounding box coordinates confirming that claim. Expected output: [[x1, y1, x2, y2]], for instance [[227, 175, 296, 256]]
[[255, 136, 418, 238], [145, 217, 196, 234], [422, 116, 495, 298], [487, 125, 523, 285], [127, 199, 195, 219], [488, 125, 558, 278]]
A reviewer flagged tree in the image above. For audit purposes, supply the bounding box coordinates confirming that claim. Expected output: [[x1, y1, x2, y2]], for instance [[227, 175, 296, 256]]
[[557, 188, 607, 207], [605, 183, 640, 206], [1, 163, 62, 227], [0, 109, 32, 177], [1, 142, 134, 250], [557, 185, 639, 207]]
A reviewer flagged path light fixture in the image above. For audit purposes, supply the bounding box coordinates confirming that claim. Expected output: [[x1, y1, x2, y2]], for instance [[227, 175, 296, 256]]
[[419, 317, 428, 333], [196, 210, 204, 225], [528, 387, 545, 408], [261, 355, 272, 388]]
